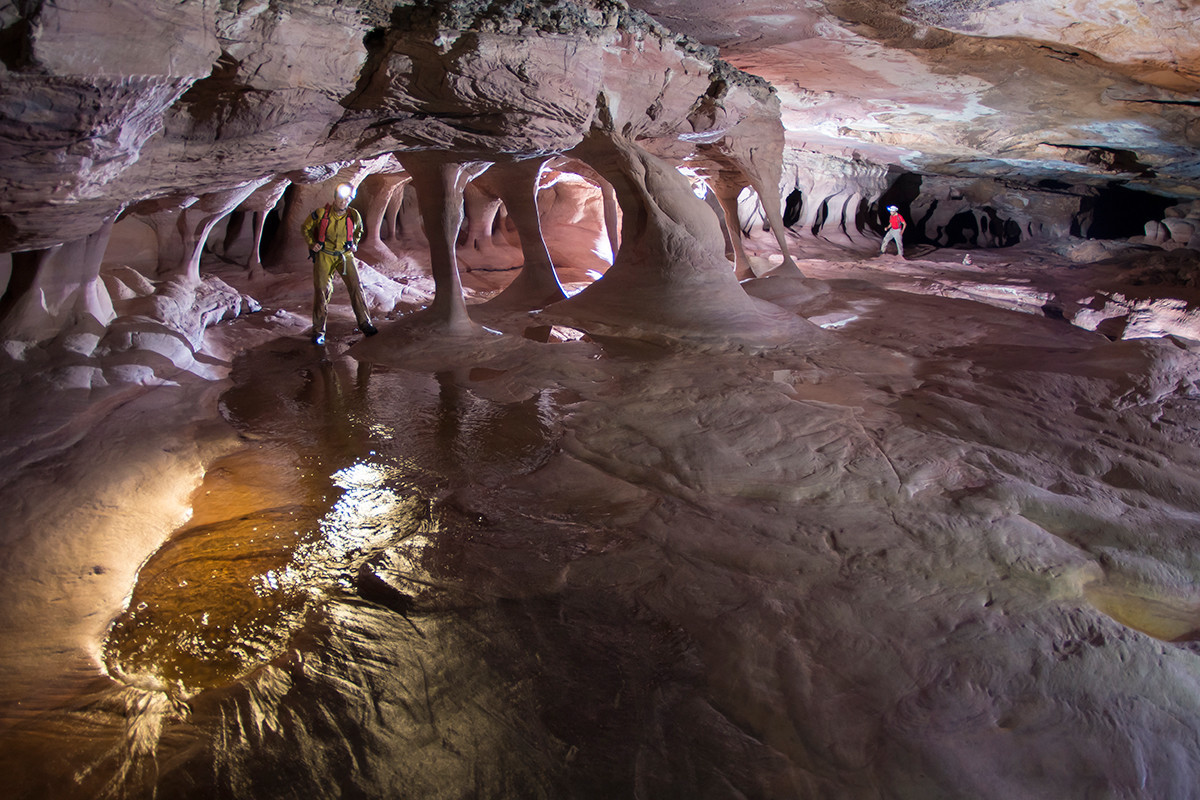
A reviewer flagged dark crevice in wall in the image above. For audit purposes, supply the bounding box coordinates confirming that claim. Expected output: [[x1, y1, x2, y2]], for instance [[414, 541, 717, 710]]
[[0, 250, 39, 325], [811, 199, 828, 235], [1078, 183, 1175, 239], [783, 189, 802, 228], [1108, 96, 1200, 107], [855, 196, 870, 235], [1002, 217, 1022, 246], [915, 199, 938, 245], [0, 16, 33, 70], [260, 185, 293, 267]]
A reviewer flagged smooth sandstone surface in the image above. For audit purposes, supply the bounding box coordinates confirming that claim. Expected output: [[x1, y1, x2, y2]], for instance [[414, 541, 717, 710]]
[[2, 0, 1200, 797]]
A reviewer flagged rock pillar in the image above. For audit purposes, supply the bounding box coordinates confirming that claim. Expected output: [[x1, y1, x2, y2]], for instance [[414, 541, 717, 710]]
[[709, 181, 756, 278], [395, 154, 492, 334], [477, 158, 568, 310], [238, 178, 290, 278], [356, 172, 411, 271], [554, 130, 811, 345], [0, 217, 117, 345], [155, 181, 267, 284]]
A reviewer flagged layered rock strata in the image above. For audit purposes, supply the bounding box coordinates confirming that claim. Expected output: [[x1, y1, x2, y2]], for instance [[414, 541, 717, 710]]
[[3, 0, 804, 348]]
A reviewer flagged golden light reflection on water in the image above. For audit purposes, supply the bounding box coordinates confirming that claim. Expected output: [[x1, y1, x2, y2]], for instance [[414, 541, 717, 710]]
[[91, 349, 565, 800], [102, 446, 432, 699]]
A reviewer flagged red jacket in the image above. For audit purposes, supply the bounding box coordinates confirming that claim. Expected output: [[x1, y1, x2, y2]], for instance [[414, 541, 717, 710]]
[[888, 212, 904, 230]]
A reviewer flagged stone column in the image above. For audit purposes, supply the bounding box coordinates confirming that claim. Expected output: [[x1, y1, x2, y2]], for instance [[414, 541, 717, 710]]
[[136, 202, 186, 278], [556, 130, 811, 345], [796, 179, 837, 236], [394, 154, 492, 334], [745, 174, 803, 277], [356, 172, 411, 271], [0, 216, 117, 345], [841, 192, 865, 242], [814, 189, 851, 243], [476, 157, 568, 311], [238, 178, 290, 278], [156, 181, 267, 284], [459, 183, 504, 258], [709, 180, 755, 278]]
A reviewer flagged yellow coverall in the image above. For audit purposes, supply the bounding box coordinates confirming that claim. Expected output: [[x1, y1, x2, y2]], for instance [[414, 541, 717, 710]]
[[300, 206, 372, 335]]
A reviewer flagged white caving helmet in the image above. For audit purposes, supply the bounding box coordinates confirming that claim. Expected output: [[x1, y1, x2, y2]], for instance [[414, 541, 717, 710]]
[[887, 205, 898, 212], [335, 182, 356, 202]]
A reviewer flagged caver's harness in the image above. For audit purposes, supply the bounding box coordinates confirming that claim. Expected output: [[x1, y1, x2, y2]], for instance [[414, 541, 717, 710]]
[[309, 205, 356, 274]]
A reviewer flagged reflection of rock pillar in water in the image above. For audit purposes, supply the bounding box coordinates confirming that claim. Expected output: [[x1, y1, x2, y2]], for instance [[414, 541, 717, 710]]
[[395, 155, 491, 334], [433, 370, 466, 472], [478, 158, 568, 310]]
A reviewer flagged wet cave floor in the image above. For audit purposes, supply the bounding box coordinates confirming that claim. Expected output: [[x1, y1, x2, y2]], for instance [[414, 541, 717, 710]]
[[5, 248, 1200, 798]]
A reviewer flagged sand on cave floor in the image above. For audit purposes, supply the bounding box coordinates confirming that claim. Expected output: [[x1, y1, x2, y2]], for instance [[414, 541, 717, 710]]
[[3, 237, 1200, 798]]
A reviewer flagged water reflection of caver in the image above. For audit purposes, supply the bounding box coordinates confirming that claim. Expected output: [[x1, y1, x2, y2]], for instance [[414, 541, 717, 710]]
[[296, 356, 375, 461], [301, 182, 379, 346]]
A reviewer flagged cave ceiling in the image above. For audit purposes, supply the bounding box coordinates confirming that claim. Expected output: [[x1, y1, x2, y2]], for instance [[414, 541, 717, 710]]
[[627, 0, 1200, 193], [1, 0, 1199, 254]]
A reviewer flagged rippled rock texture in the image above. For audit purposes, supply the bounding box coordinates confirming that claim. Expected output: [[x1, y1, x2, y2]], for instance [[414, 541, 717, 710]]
[[5, 246, 1200, 798], [4, 0, 1200, 798]]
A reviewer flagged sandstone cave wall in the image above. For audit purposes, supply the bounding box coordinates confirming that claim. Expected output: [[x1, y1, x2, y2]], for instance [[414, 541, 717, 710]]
[[0, 0, 813, 352], [3, 0, 1198, 355]]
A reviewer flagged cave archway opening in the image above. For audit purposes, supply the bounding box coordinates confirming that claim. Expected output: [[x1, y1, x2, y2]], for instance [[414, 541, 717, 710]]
[[945, 210, 980, 248], [1077, 183, 1175, 239], [529, 166, 616, 291], [875, 171, 922, 234]]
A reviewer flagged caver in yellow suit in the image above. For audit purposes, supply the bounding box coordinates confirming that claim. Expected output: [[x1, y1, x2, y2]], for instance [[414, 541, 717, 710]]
[[300, 183, 377, 345]]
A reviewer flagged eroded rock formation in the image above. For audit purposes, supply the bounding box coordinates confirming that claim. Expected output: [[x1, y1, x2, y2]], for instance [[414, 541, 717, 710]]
[[4, 1, 1200, 798]]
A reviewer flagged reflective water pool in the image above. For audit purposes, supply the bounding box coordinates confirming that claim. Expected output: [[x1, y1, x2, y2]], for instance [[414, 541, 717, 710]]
[[56, 337, 695, 800]]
